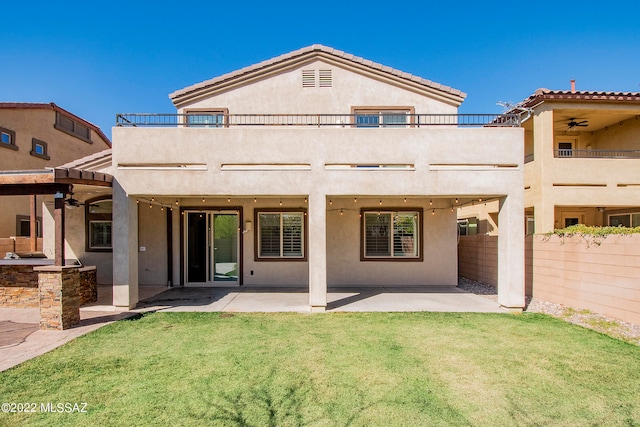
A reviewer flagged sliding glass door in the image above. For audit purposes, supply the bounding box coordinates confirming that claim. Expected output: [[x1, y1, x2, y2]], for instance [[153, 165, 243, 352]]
[[186, 211, 239, 284]]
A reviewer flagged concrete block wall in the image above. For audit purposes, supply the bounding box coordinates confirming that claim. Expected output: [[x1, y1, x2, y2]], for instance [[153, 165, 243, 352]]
[[458, 235, 498, 287], [458, 234, 640, 324], [531, 234, 640, 324], [0, 237, 44, 255]]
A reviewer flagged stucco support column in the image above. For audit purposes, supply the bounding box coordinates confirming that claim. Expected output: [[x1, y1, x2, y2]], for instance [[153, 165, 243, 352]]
[[30, 195, 37, 252], [308, 193, 327, 312], [171, 207, 181, 287], [112, 181, 139, 309], [533, 109, 556, 233], [497, 195, 525, 311]]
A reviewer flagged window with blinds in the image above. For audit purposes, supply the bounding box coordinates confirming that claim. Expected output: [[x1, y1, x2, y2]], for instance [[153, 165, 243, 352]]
[[362, 210, 420, 259], [354, 109, 409, 128], [257, 211, 305, 259]]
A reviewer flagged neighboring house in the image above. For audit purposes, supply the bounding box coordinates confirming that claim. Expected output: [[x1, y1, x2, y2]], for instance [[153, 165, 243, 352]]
[[0, 103, 112, 241], [46, 45, 525, 311], [458, 86, 640, 234]]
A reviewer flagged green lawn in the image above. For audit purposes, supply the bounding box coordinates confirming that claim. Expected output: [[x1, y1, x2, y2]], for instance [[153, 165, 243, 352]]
[[1, 312, 639, 426]]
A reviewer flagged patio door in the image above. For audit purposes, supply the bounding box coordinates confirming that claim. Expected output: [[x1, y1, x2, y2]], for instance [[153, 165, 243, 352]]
[[186, 210, 239, 285]]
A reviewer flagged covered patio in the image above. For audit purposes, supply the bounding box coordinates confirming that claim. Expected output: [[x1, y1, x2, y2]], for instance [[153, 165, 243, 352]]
[[126, 283, 504, 313]]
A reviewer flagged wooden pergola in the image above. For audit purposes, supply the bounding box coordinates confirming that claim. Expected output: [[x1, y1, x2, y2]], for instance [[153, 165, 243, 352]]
[[0, 168, 112, 266]]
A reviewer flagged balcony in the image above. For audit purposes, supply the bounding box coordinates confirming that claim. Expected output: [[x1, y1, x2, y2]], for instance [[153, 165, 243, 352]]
[[115, 113, 520, 128], [554, 149, 640, 159]]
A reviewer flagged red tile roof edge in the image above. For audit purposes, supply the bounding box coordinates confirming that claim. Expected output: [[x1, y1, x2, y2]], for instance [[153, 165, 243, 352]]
[[0, 102, 111, 148]]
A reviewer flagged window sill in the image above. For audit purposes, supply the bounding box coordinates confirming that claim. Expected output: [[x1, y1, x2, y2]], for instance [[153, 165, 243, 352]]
[[30, 151, 50, 160], [361, 257, 423, 262], [254, 257, 307, 262], [0, 142, 18, 151]]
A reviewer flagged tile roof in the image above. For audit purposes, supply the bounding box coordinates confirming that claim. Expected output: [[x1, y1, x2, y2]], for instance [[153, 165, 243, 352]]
[[521, 88, 640, 108], [170, 44, 466, 106], [0, 102, 111, 147], [58, 149, 112, 171]]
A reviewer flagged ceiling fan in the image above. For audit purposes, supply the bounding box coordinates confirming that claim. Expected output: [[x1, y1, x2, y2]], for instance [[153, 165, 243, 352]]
[[45, 192, 84, 209], [567, 118, 588, 129], [65, 194, 82, 208]]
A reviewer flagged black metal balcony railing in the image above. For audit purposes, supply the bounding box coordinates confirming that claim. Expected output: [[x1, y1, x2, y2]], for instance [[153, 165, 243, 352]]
[[115, 113, 521, 128], [554, 149, 640, 159]]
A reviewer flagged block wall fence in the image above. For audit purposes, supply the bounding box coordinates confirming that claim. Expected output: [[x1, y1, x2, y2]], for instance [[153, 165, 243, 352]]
[[458, 234, 640, 324]]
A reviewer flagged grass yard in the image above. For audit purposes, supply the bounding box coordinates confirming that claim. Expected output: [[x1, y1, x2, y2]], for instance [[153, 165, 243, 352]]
[[1, 312, 639, 426]]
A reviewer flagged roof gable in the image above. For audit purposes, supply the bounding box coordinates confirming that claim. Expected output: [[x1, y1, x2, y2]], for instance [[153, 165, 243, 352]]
[[169, 45, 466, 108], [0, 102, 112, 148]]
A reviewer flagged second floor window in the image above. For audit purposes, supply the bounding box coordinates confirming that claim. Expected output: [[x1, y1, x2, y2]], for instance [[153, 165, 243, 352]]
[[352, 108, 413, 128], [0, 127, 17, 150], [185, 109, 228, 128], [30, 138, 50, 160]]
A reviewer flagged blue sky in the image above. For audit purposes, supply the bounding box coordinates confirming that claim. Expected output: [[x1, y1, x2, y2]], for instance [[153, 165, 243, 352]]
[[2, 1, 639, 140]]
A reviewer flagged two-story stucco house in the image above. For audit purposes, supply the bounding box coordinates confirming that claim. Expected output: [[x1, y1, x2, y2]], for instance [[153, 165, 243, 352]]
[[458, 85, 640, 235], [41, 45, 525, 312], [0, 103, 111, 251]]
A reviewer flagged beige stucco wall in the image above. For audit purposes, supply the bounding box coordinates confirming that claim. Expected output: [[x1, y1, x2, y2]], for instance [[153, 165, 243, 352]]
[[112, 127, 522, 197], [112, 125, 523, 294], [0, 195, 47, 239], [178, 60, 457, 115], [0, 107, 111, 240], [132, 196, 458, 287], [42, 194, 113, 285], [0, 108, 109, 170]]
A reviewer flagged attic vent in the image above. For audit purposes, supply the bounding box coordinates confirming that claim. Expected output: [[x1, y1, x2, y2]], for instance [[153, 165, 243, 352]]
[[302, 69, 315, 88], [319, 69, 332, 87]]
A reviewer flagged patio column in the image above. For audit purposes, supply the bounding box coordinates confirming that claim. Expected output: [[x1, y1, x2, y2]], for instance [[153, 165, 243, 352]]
[[30, 195, 37, 252], [533, 109, 556, 233], [112, 181, 139, 309], [171, 207, 181, 286], [497, 195, 525, 310], [308, 192, 327, 312]]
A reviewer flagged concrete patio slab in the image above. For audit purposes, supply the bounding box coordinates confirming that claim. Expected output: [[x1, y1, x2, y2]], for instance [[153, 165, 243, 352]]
[[138, 285, 505, 313]]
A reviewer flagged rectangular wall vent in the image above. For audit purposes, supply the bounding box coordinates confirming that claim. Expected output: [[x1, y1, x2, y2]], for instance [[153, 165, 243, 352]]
[[319, 69, 332, 87], [302, 69, 315, 88], [302, 69, 332, 88]]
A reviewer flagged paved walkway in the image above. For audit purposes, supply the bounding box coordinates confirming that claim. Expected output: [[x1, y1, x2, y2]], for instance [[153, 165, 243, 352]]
[[0, 284, 504, 372]]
